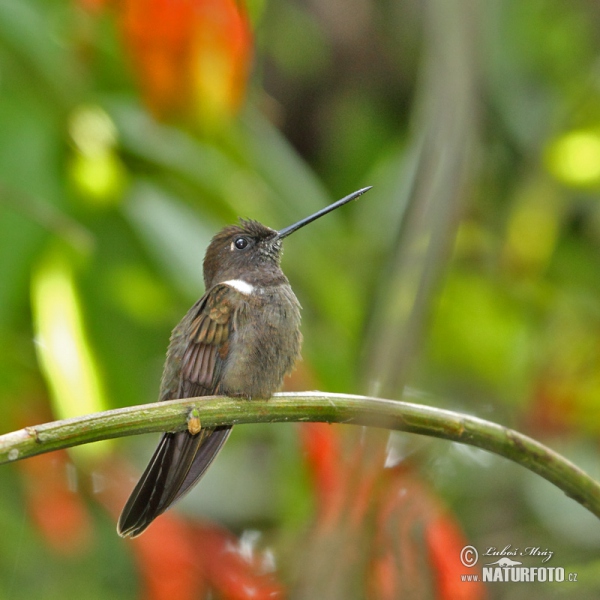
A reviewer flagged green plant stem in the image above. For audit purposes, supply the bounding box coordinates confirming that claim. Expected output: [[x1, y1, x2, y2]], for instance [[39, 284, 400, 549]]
[[1, 391, 599, 518]]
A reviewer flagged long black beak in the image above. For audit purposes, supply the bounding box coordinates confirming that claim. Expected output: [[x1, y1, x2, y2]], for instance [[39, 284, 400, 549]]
[[276, 186, 372, 240]]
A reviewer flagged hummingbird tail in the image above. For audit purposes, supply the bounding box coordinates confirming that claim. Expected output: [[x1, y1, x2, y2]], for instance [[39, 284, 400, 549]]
[[117, 426, 232, 538]]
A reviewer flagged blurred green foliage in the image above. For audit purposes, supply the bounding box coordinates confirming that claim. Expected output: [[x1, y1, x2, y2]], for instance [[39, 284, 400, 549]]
[[1, 0, 600, 597]]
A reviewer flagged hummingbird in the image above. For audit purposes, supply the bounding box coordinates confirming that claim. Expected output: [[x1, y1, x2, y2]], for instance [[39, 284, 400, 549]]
[[117, 186, 372, 538]]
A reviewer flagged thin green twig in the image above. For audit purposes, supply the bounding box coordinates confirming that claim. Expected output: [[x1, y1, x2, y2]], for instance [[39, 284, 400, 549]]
[[1, 391, 599, 519]]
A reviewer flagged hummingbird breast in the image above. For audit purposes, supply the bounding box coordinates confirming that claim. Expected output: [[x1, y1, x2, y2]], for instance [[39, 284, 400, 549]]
[[220, 282, 302, 399]]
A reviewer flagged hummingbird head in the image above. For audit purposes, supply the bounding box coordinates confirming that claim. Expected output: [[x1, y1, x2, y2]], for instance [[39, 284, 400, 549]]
[[203, 220, 282, 289], [203, 186, 373, 289]]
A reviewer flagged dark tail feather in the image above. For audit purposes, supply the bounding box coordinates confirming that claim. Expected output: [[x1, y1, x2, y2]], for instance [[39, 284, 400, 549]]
[[117, 426, 232, 538]]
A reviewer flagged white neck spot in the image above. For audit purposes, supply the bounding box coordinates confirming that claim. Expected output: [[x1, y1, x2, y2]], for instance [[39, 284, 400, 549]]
[[222, 279, 254, 295]]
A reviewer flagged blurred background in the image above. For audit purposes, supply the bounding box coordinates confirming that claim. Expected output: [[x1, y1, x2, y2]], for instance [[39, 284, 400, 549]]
[[1, 0, 600, 598]]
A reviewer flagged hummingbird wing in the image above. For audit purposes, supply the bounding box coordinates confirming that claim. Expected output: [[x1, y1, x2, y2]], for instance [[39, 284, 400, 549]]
[[117, 284, 245, 538]]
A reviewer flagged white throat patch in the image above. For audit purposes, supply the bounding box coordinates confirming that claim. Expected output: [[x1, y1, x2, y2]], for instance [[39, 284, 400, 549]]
[[222, 279, 254, 295]]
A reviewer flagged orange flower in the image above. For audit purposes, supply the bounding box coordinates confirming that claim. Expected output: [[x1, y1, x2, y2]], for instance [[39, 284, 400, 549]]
[[119, 0, 253, 125], [299, 424, 487, 599], [96, 458, 284, 599], [19, 451, 92, 555]]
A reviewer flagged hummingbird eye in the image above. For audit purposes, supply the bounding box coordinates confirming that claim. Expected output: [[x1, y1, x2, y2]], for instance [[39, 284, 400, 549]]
[[234, 237, 249, 250]]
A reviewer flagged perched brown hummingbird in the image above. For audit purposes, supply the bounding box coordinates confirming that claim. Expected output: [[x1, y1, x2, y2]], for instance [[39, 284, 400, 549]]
[[117, 187, 372, 538]]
